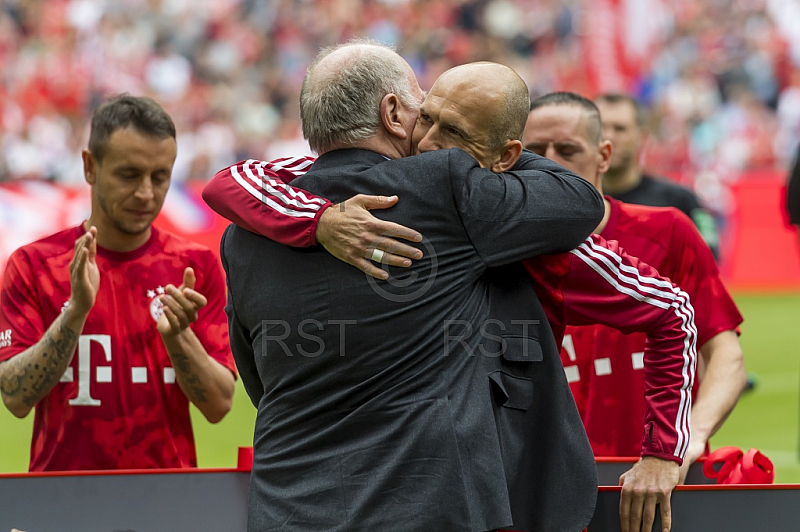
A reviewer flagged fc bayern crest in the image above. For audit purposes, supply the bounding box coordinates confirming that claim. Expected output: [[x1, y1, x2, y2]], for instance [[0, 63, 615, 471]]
[[146, 286, 166, 322], [149, 297, 165, 322]]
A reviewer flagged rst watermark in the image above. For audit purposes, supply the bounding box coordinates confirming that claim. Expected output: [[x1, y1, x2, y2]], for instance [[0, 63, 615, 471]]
[[260, 319, 356, 357], [444, 319, 541, 358], [257, 318, 541, 360]]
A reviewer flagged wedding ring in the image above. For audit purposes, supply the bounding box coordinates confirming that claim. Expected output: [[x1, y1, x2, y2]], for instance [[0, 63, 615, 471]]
[[371, 248, 385, 263]]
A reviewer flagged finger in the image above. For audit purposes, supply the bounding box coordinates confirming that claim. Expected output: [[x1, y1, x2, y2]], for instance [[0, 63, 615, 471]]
[[384, 237, 424, 259], [366, 247, 411, 268], [73, 231, 90, 251], [73, 247, 88, 277], [379, 252, 412, 268], [161, 294, 190, 329], [71, 232, 90, 264], [182, 288, 208, 309], [619, 485, 631, 532], [660, 494, 672, 532], [642, 497, 657, 532], [369, 221, 423, 244], [183, 267, 196, 291], [357, 194, 399, 211], [166, 285, 196, 317], [360, 259, 389, 280], [87, 231, 97, 262], [366, 239, 421, 266], [628, 491, 645, 532], [161, 305, 182, 333]]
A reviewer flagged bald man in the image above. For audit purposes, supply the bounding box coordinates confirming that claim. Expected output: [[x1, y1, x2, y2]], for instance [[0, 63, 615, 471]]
[[207, 60, 700, 532], [214, 42, 604, 531]]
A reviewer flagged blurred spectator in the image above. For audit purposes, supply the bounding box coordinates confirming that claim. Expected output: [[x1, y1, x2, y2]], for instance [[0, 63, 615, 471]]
[[0, 0, 797, 194]]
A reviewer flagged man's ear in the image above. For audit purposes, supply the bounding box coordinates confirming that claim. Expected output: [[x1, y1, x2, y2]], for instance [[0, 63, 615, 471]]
[[380, 93, 410, 140], [82, 150, 97, 185], [598, 140, 612, 174], [490, 140, 523, 173]]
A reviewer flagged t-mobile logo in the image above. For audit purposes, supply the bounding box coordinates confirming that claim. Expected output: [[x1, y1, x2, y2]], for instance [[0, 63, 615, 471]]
[[60, 335, 175, 406]]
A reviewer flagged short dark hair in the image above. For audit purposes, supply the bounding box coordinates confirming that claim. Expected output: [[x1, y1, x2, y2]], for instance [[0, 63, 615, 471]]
[[88, 94, 176, 162], [594, 92, 646, 128], [529, 92, 603, 143]]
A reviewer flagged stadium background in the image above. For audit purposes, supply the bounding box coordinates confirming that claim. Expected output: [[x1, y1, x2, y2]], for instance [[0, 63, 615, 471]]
[[1, 0, 800, 481]]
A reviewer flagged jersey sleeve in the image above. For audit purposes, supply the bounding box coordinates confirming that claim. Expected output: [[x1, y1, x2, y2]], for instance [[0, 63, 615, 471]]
[[561, 235, 698, 464], [191, 250, 237, 377], [667, 212, 743, 347], [202, 158, 332, 248], [0, 249, 46, 363]]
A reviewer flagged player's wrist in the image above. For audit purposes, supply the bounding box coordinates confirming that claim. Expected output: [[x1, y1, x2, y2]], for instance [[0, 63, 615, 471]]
[[160, 326, 196, 350], [64, 297, 92, 321], [314, 205, 336, 247]]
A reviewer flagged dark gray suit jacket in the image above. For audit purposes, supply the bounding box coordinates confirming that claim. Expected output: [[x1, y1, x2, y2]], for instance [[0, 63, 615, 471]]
[[221, 148, 602, 532]]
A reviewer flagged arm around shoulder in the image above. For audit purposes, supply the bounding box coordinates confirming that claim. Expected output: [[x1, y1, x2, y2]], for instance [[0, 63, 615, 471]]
[[452, 149, 604, 266]]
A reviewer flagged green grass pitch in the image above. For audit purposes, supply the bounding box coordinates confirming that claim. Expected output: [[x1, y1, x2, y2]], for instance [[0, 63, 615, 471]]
[[1, 292, 798, 483]]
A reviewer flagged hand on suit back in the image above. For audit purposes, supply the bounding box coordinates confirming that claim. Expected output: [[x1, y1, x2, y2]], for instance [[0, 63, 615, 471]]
[[316, 194, 424, 279]]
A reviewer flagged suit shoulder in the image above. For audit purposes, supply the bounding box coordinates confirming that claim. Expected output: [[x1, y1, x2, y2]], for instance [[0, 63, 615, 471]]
[[379, 149, 477, 172]]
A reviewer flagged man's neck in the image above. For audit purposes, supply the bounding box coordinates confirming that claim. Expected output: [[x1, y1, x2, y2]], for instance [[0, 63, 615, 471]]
[[326, 137, 405, 160], [83, 217, 152, 253], [594, 198, 612, 234], [602, 164, 642, 196]]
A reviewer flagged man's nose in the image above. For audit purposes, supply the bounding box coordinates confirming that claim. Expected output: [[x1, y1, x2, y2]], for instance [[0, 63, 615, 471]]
[[135, 177, 155, 201], [417, 131, 441, 153]]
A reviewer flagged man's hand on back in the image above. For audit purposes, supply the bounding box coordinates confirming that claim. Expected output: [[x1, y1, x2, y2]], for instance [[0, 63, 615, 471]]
[[316, 194, 424, 280]]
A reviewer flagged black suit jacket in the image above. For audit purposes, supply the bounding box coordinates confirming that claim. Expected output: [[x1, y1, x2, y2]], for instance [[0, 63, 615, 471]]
[[221, 148, 602, 532]]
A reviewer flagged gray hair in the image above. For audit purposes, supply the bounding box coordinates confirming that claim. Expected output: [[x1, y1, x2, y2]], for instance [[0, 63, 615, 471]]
[[300, 40, 418, 153]]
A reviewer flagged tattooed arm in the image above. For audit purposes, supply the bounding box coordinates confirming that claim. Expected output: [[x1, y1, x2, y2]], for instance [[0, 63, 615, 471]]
[[158, 267, 235, 423], [0, 227, 98, 418], [0, 309, 86, 417]]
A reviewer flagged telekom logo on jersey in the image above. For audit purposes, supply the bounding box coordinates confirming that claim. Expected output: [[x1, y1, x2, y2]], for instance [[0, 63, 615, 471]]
[[60, 335, 176, 406]]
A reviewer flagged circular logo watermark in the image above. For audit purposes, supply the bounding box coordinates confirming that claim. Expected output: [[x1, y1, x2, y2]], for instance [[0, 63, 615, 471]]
[[365, 234, 438, 303]]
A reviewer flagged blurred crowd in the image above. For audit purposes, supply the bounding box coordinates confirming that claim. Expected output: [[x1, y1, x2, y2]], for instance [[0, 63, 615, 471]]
[[1, 0, 799, 209]]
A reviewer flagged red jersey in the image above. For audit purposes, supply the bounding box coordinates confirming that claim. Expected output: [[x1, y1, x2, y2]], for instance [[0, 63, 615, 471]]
[[203, 158, 698, 464], [0, 225, 235, 471], [562, 198, 743, 457]]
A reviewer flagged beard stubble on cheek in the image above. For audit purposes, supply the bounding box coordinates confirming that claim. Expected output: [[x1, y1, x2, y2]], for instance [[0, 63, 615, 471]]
[[97, 186, 153, 236]]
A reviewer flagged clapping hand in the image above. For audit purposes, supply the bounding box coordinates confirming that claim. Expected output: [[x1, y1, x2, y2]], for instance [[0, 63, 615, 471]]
[[157, 267, 207, 337], [69, 226, 100, 314]]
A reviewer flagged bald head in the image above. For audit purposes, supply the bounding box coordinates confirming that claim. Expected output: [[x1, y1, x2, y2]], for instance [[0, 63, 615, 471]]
[[434, 62, 530, 148], [300, 41, 420, 154]]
